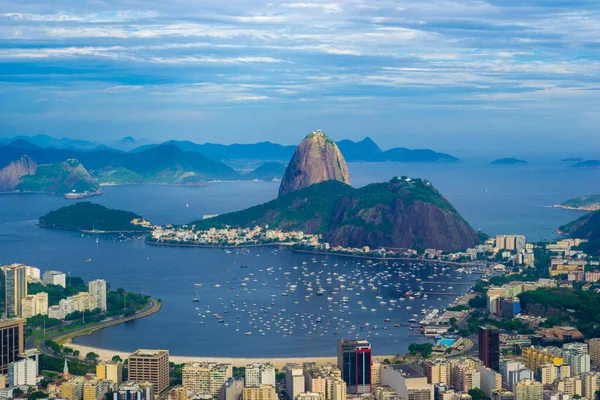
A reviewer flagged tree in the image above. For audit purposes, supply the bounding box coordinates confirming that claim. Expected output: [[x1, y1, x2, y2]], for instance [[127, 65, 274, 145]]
[[468, 388, 487, 400], [86, 352, 99, 361], [73, 350, 80, 357], [28, 392, 47, 400], [112, 355, 123, 362]]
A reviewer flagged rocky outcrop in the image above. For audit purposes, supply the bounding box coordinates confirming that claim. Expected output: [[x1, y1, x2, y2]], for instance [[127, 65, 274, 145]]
[[192, 177, 481, 252], [0, 155, 37, 191], [279, 130, 350, 197], [15, 159, 100, 194]]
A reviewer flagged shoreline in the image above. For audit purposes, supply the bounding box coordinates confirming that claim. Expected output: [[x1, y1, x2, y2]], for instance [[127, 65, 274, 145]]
[[144, 240, 293, 249], [67, 343, 395, 369], [553, 204, 599, 212]]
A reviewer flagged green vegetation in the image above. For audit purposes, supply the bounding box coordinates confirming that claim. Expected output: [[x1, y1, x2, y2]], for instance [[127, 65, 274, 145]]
[[189, 177, 477, 251], [466, 311, 535, 335], [96, 167, 144, 185], [243, 162, 286, 181], [558, 210, 600, 256], [408, 343, 433, 358], [39, 354, 94, 375], [519, 288, 600, 337], [39, 202, 151, 232], [446, 305, 469, 311], [16, 159, 99, 193], [468, 388, 488, 400], [560, 195, 600, 210]]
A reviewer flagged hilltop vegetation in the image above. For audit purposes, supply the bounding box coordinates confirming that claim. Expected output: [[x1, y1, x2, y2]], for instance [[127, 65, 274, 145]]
[[490, 158, 527, 165], [15, 159, 99, 194], [557, 194, 600, 211], [557, 210, 600, 256], [39, 202, 151, 232], [192, 177, 480, 252]]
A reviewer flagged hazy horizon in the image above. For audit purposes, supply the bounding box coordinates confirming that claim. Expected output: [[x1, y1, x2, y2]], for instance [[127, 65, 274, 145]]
[[1, 0, 599, 157]]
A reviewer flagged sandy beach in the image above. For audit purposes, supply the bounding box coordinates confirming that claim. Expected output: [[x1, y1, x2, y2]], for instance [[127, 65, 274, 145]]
[[68, 343, 394, 370]]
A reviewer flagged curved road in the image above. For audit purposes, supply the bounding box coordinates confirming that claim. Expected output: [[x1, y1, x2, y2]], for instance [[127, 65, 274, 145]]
[[27, 298, 160, 358]]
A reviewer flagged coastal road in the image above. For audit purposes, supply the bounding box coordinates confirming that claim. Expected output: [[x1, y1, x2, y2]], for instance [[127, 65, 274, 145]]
[[27, 298, 161, 359]]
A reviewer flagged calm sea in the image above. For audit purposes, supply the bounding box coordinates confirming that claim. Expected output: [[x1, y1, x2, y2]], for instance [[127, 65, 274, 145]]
[[0, 161, 597, 357]]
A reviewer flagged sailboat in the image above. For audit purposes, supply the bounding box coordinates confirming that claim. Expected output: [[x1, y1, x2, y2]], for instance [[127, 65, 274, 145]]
[[192, 291, 200, 302]]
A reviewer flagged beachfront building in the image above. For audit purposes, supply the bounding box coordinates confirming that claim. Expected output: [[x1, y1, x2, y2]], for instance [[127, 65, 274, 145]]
[[182, 362, 232, 396], [128, 349, 170, 394]]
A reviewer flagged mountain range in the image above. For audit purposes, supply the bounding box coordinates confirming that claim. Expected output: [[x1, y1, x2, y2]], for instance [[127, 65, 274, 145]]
[[191, 131, 480, 252], [0, 134, 460, 163], [557, 210, 600, 256]]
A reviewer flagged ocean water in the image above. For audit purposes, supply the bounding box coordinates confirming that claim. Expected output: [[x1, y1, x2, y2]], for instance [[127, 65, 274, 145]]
[[0, 161, 597, 357]]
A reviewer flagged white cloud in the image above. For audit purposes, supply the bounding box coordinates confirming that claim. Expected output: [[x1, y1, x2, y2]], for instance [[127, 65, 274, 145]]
[[281, 3, 342, 13]]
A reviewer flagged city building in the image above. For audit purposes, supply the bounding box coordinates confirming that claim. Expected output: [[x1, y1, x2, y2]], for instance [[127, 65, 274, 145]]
[[514, 379, 542, 400], [506, 369, 534, 392], [8, 357, 37, 386], [43, 270, 67, 288], [182, 362, 232, 396], [24, 266, 40, 282], [0, 318, 24, 375], [538, 364, 570, 385], [84, 377, 110, 400], [97, 360, 123, 385], [112, 381, 154, 400], [589, 338, 600, 366], [88, 279, 108, 311], [475, 364, 502, 398], [61, 377, 86, 400], [128, 349, 170, 394], [480, 327, 500, 372], [522, 347, 564, 372], [449, 359, 480, 392], [500, 360, 527, 389], [245, 363, 275, 387], [423, 360, 450, 385], [562, 351, 590, 376], [556, 376, 583, 397], [297, 393, 324, 400], [372, 361, 381, 386], [20, 292, 48, 318], [220, 377, 244, 400], [3, 264, 27, 317], [492, 390, 515, 400], [337, 339, 372, 394], [242, 385, 277, 400], [303, 363, 347, 400], [381, 364, 433, 400], [286, 363, 305, 400], [499, 298, 520, 319]]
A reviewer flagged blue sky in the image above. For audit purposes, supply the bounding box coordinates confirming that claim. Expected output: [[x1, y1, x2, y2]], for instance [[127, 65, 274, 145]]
[[1, 0, 599, 156]]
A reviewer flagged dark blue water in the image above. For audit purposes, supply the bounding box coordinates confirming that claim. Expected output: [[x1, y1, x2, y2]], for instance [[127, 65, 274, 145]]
[[0, 161, 597, 356]]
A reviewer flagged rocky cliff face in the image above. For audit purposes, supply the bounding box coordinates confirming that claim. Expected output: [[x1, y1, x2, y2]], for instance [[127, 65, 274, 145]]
[[0, 155, 37, 191], [15, 159, 100, 194], [325, 178, 481, 251], [279, 130, 350, 197]]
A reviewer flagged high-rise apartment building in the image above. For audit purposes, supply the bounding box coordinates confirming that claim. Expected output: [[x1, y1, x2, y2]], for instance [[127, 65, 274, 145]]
[[245, 363, 275, 387], [88, 279, 107, 312], [43, 270, 66, 288], [522, 347, 564, 372], [337, 339, 372, 394], [97, 360, 123, 385], [243, 385, 277, 400], [220, 377, 244, 400], [61, 377, 86, 400], [3, 264, 27, 318], [423, 360, 450, 385], [381, 364, 433, 400], [0, 318, 24, 375], [20, 292, 48, 318], [479, 327, 500, 371], [303, 363, 346, 400], [589, 339, 600, 366], [286, 363, 305, 400], [128, 350, 170, 395], [8, 357, 37, 386], [84, 377, 110, 400], [182, 362, 231, 396], [514, 379, 543, 400]]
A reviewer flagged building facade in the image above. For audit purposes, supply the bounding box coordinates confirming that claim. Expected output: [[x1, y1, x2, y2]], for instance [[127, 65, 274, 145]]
[[479, 327, 500, 372], [337, 340, 372, 394], [128, 349, 170, 395]]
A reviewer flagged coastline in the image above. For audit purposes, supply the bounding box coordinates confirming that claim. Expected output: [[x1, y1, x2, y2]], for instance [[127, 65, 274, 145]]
[[67, 343, 394, 369], [38, 224, 150, 234], [553, 204, 599, 211]]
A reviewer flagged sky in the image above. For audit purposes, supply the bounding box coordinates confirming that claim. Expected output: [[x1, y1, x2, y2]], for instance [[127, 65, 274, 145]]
[[1, 0, 599, 156]]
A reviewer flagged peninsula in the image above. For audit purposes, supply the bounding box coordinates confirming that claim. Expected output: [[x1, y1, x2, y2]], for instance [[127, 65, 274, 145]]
[[554, 194, 600, 211]]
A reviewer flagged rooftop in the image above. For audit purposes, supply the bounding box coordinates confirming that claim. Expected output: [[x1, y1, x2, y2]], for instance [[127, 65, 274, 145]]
[[386, 364, 425, 379]]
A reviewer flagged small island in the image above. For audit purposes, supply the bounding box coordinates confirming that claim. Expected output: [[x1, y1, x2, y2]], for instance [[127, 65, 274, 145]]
[[490, 158, 528, 165], [554, 194, 600, 211], [571, 160, 600, 169], [39, 202, 153, 233]]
